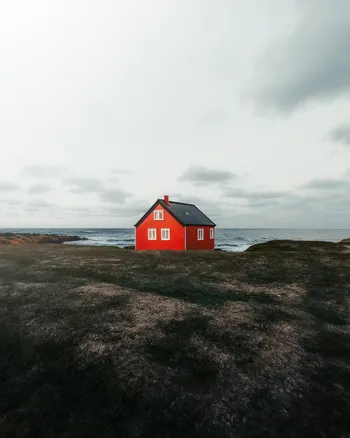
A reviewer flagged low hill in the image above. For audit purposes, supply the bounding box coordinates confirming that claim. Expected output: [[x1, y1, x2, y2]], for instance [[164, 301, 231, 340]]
[[245, 238, 350, 252]]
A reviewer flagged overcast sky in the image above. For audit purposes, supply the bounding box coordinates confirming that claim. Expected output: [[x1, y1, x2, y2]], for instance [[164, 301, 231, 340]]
[[1, 0, 350, 228]]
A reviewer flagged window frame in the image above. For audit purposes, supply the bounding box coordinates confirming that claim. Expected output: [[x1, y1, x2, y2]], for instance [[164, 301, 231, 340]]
[[154, 210, 164, 221], [210, 228, 214, 239], [148, 228, 157, 240], [161, 228, 170, 240], [197, 228, 204, 241]]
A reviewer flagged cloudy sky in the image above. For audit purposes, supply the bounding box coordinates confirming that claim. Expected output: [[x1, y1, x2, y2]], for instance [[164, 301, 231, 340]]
[[1, 0, 350, 228]]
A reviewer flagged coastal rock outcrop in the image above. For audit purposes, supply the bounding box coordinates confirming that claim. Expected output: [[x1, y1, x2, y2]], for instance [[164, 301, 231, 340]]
[[245, 239, 344, 252], [0, 233, 86, 245]]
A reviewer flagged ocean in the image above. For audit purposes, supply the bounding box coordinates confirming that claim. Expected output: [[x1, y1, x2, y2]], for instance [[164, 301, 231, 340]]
[[1, 228, 350, 252]]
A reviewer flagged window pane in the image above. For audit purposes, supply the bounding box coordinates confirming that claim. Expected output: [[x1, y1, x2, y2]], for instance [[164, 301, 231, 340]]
[[161, 228, 170, 240], [148, 228, 156, 240]]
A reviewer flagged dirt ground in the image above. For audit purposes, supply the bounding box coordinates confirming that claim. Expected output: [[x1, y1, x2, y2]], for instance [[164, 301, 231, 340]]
[[0, 244, 349, 437]]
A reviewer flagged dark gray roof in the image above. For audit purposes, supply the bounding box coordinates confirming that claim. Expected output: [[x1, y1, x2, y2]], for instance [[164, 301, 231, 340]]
[[165, 201, 215, 226], [134, 199, 216, 227]]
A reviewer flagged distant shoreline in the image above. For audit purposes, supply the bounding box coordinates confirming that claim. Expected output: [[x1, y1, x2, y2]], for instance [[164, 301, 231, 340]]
[[1, 232, 349, 253]]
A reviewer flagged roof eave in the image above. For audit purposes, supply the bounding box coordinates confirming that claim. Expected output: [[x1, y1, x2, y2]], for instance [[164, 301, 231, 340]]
[[184, 223, 216, 227]]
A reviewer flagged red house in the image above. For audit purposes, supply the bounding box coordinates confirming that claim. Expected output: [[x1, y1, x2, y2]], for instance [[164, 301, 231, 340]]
[[135, 195, 216, 251]]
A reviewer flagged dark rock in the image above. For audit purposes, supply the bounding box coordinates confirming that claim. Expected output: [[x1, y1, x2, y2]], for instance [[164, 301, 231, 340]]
[[123, 245, 135, 250], [245, 239, 340, 253], [0, 233, 87, 245]]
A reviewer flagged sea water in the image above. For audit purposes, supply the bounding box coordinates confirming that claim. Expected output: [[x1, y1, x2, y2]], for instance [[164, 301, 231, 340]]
[[1, 228, 350, 252]]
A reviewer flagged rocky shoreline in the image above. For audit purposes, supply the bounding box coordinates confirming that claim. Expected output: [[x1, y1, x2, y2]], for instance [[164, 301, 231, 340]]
[[245, 238, 350, 252], [1, 233, 350, 252], [0, 233, 86, 245]]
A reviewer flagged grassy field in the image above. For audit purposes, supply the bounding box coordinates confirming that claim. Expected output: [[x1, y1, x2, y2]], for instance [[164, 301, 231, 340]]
[[1, 244, 350, 437]]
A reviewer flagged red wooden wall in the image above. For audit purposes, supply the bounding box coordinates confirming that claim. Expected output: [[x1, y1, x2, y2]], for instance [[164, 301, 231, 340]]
[[185, 226, 215, 250], [135, 204, 185, 250]]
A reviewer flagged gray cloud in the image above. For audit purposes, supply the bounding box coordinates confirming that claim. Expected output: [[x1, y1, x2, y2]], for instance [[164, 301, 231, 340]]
[[111, 168, 132, 175], [23, 208, 41, 214], [301, 178, 349, 190], [236, 176, 350, 226], [0, 181, 20, 192], [63, 177, 104, 194], [330, 124, 350, 145], [221, 175, 350, 225], [21, 165, 67, 178], [252, 0, 350, 110], [27, 183, 52, 194], [170, 191, 285, 218], [106, 206, 150, 217], [178, 166, 237, 186], [0, 198, 22, 205], [64, 200, 148, 218], [172, 194, 223, 212], [197, 110, 228, 128], [60, 206, 107, 218], [224, 187, 287, 200], [223, 188, 246, 198], [99, 189, 131, 204], [27, 199, 54, 208], [63, 176, 131, 205], [242, 193, 350, 228], [247, 198, 281, 208], [278, 189, 350, 214]]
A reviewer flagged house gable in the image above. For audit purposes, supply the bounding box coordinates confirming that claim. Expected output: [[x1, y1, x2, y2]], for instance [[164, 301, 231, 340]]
[[135, 203, 185, 250], [134, 200, 183, 228]]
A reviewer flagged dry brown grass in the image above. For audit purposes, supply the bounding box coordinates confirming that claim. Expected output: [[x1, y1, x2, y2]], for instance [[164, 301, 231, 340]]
[[0, 244, 350, 437]]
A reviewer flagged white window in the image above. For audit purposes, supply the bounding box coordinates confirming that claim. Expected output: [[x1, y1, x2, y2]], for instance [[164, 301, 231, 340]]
[[161, 228, 170, 240], [197, 228, 204, 240], [148, 228, 157, 240], [210, 228, 214, 239], [154, 210, 164, 220]]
